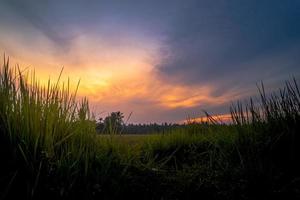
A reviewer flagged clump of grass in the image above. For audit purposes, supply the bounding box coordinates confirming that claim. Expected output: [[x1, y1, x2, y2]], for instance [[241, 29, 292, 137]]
[[230, 79, 300, 198], [231, 80, 300, 167], [0, 58, 130, 199]]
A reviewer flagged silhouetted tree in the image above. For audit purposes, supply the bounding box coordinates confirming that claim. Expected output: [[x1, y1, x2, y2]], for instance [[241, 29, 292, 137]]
[[96, 111, 124, 134]]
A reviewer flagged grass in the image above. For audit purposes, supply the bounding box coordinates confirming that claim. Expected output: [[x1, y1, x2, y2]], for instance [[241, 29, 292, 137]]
[[0, 58, 300, 199]]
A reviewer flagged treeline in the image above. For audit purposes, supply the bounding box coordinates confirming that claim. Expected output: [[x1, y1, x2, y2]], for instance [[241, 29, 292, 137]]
[[95, 112, 220, 134], [94, 111, 188, 134], [120, 123, 182, 134]]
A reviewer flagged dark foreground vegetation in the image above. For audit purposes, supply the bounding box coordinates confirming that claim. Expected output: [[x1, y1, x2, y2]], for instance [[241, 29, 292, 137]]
[[0, 59, 299, 200]]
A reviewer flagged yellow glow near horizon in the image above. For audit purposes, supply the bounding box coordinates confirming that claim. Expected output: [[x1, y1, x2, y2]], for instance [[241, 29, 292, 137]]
[[5, 52, 238, 112], [0, 28, 241, 123], [182, 114, 233, 124]]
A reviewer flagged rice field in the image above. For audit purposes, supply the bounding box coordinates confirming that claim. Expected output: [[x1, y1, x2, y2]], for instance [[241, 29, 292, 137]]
[[0, 59, 299, 199]]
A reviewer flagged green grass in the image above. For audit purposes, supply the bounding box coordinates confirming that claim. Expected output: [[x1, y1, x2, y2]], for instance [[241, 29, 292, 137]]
[[0, 58, 300, 199]]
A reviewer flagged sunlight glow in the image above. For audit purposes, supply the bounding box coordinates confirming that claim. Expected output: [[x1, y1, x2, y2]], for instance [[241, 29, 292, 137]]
[[1, 27, 239, 123]]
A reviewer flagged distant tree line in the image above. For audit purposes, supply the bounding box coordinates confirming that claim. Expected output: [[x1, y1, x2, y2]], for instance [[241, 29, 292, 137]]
[[121, 123, 182, 134], [96, 111, 183, 134]]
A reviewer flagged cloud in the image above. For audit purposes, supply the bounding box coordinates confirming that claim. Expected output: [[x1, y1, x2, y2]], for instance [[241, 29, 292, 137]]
[[1, 0, 85, 52], [156, 0, 300, 92], [1, 0, 300, 123]]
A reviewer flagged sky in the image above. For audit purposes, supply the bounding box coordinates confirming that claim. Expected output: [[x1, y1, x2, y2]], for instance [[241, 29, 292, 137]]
[[0, 0, 300, 123]]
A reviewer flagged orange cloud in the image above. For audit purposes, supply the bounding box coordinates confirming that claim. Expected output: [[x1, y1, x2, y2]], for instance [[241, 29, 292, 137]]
[[182, 113, 233, 124], [1, 28, 243, 123]]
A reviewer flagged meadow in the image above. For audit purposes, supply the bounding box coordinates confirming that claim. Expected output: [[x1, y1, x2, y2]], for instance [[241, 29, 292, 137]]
[[0, 59, 299, 199]]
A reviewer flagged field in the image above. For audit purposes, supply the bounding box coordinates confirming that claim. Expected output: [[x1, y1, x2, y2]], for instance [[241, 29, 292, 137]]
[[1, 60, 300, 200]]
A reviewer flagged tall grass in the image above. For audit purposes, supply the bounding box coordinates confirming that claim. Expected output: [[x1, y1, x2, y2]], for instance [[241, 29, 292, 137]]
[[0, 58, 112, 198], [230, 80, 300, 167], [230, 80, 300, 198]]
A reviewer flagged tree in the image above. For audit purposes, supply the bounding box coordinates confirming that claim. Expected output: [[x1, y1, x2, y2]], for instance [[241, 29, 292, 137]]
[[97, 111, 124, 134]]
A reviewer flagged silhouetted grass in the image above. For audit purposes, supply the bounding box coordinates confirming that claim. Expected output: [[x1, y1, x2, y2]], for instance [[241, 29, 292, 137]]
[[0, 59, 134, 199], [229, 80, 300, 199], [0, 58, 299, 199]]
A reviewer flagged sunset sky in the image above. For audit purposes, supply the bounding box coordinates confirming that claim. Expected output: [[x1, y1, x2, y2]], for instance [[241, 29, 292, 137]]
[[0, 0, 300, 123]]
